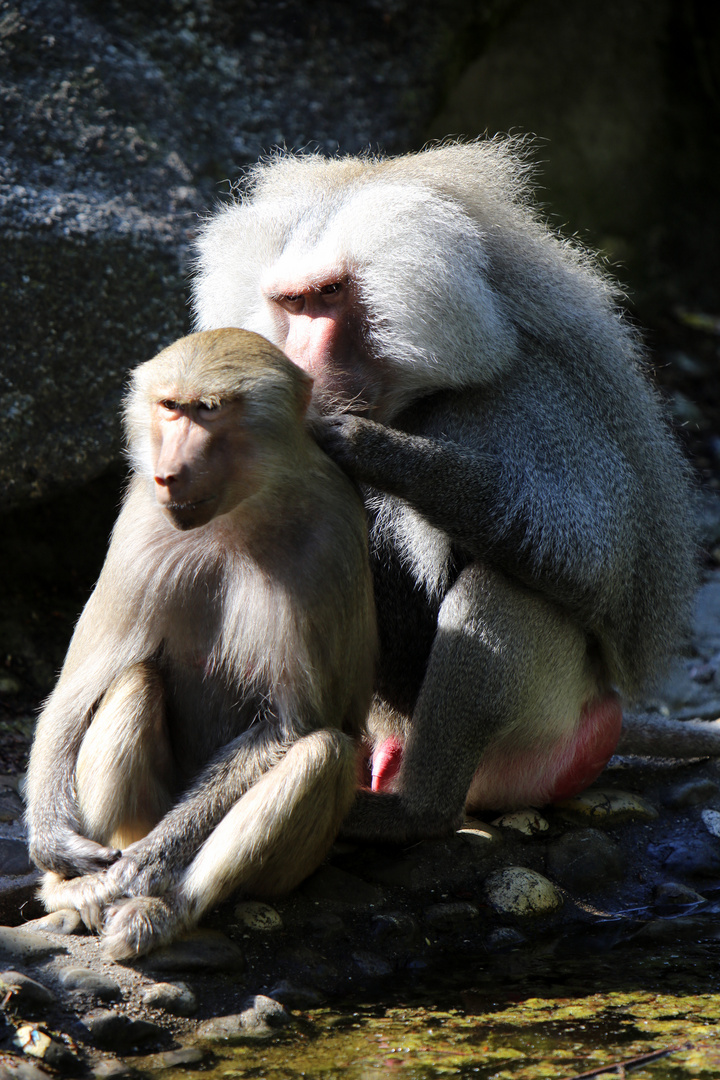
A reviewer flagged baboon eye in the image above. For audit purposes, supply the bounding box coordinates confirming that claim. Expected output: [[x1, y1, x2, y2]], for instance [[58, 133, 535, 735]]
[[197, 401, 222, 415], [160, 399, 181, 412], [319, 282, 342, 295], [278, 293, 305, 314]]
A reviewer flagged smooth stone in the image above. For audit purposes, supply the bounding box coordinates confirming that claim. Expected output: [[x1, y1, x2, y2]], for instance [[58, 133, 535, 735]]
[[492, 809, 549, 835], [142, 931, 244, 973], [0, 927, 66, 960], [546, 829, 625, 890], [654, 882, 706, 905], [138, 1047, 205, 1070], [58, 967, 121, 1000], [666, 778, 720, 808], [13, 1026, 77, 1069], [233, 900, 283, 932], [0, 1058, 55, 1080], [0, 840, 32, 876], [635, 916, 720, 943], [701, 808, 720, 837], [424, 901, 480, 930], [198, 995, 290, 1043], [300, 866, 383, 906], [371, 912, 418, 944], [92, 1058, 137, 1079], [485, 927, 526, 950], [305, 912, 346, 939], [20, 910, 84, 936], [485, 867, 563, 916], [141, 981, 197, 1016], [657, 837, 720, 877], [351, 951, 393, 977], [84, 1010, 164, 1052], [555, 788, 658, 824], [268, 980, 322, 1009], [0, 971, 55, 1010]]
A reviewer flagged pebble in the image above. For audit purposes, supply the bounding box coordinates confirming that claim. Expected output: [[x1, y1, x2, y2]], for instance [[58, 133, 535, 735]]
[[653, 882, 706, 905], [57, 967, 121, 1000], [666, 778, 720, 807], [0, 971, 55, 1011], [267, 979, 322, 1009], [198, 994, 291, 1043], [83, 1010, 164, 1053], [371, 911, 418, 944], [546, 829, 625, 889], [492, 808, 549, 835], [351, 951, 393, 978], [92, 1058, 137, 1079], [634, 915, 720, 943], [137, 1047, 205, 1071], [0, 1059, 55, 1080], [484, 867, 563, 916], [233, 900, 283, 932], [141, 930, 244, 973], [305, 912, 345, 939], [653, 836, 720, 877], [424, 901, 480, 931], [701, 808, 720, 836], [554, 788, 658, 824], [485, 926, 526, 950], [20, 910, 84, 936], [0, 928, 66, 961], [141, 981, 197, 1016]]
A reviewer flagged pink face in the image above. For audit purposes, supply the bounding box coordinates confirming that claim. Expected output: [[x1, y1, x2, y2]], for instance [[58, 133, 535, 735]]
[[150, 397, 258, 530], [266, 278, 388, 415]]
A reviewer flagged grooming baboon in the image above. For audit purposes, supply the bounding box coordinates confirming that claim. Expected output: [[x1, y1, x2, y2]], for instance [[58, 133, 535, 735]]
[[192, 139, 702, 843], [26, 328, 376, 958]]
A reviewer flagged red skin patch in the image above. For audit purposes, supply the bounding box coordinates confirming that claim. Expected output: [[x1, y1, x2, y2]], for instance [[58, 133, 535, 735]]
[[367, 694, 623, 808]]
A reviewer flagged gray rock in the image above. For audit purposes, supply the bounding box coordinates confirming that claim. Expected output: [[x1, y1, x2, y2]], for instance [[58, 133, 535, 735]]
[[351, 951, 393, 978], [83, 1010, 164, 1053], [653, 882, 706, 905], [0, 971, 55, 1011], [57, 967, 121, 1001], [198, 995, 291, 1043], [137, 1047, 205, 1071], [0, 927, 66, 961], [20, 910, 84, 936], [267, 980, 323, 1009], [546, 829, 625, 890], [665, 779, 720, 808], [141, 981, 197, 1016], [371, 912, 418, 944], [0, 1059, 55, 1080], [424, 901, 480, 931], [141, 931, 244, 973], [653, 837, 720, 878], [305, 913, 346, 940], [92, 1058, 138, 1079]]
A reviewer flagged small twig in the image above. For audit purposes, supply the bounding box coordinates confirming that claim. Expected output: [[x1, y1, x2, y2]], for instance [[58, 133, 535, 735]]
[[559, 1041, 693, 1080]]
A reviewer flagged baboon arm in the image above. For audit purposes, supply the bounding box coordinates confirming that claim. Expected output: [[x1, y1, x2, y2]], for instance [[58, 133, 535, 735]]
[[317, 413, 623, 620]]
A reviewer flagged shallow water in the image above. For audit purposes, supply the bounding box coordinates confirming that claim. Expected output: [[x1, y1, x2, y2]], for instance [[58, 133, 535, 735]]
[[148, 931, 720, 1080]]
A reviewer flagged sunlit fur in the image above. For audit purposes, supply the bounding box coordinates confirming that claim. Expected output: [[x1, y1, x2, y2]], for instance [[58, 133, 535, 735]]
[[190, 142, 701, 841], [26, 328, 376, 957]]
